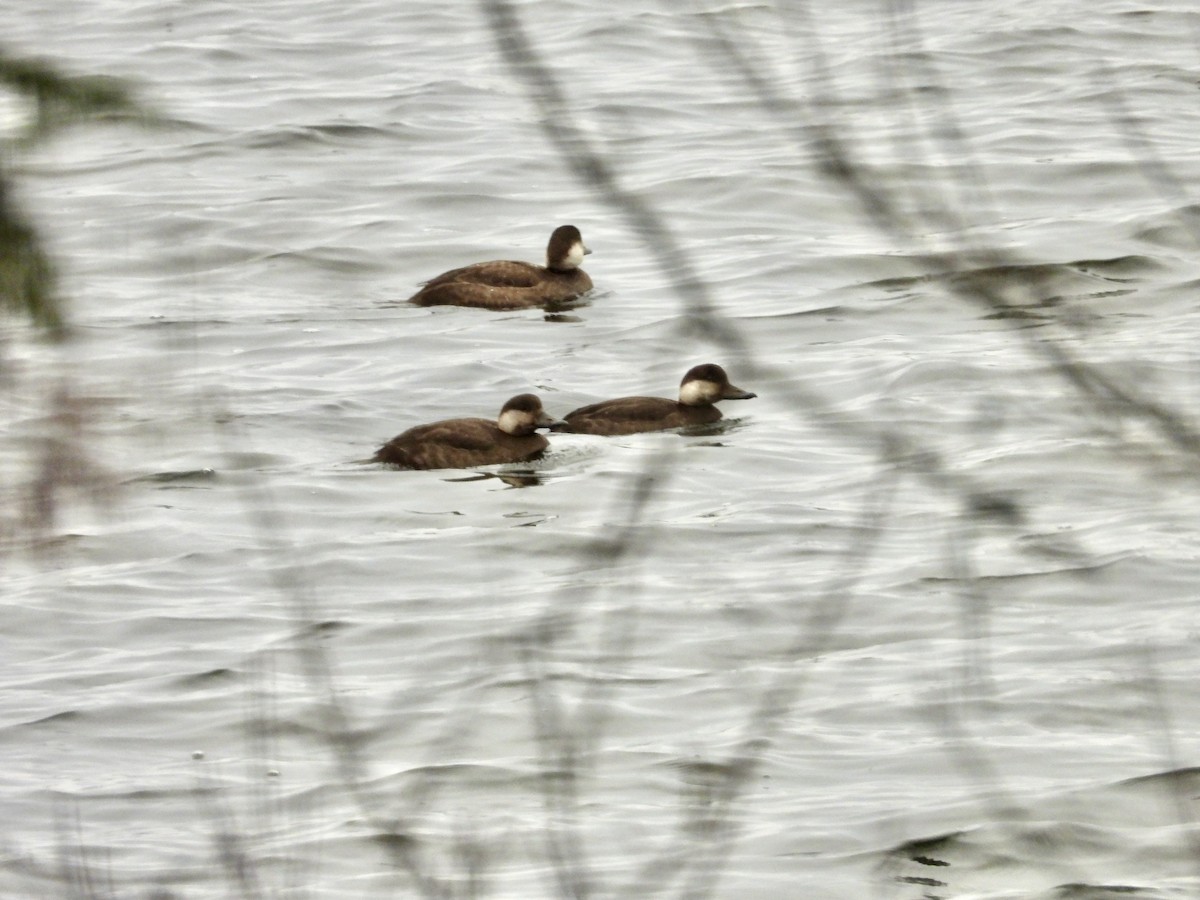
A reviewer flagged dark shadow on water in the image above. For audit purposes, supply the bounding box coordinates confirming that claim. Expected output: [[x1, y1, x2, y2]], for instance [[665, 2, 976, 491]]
[[677, 417, 753, 439], [126, 468, 218, 486], [380, 294, 594, 322], [443, 469, 548, 488]]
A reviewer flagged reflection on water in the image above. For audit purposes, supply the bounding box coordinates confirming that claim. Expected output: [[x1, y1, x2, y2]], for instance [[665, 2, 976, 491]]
[[443, 468, 548, 488], [127, 468, 218, 485]]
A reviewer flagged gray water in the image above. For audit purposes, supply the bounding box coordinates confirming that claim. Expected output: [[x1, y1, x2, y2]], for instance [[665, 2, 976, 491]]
[[4, 1, 1200, 897]]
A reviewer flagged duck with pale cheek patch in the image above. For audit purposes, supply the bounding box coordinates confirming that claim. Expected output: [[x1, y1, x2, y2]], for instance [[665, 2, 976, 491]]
[[374, 394, 564, 470], [552, 364, 756, 436], [409, 225, 593, 310]]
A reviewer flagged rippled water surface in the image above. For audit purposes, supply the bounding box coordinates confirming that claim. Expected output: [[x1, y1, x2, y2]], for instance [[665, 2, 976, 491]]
[[4, 1, 1200, 897]]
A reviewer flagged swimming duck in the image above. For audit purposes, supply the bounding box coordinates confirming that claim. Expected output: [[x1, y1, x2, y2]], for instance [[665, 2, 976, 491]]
[[374, 393, 563, 469], [553, 364, 756, 436], [409, 225, 593, 310]]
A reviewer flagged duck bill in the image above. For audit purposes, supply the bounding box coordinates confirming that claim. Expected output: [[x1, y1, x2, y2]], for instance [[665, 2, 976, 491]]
[[537, 412, 567, 430], [722, 386, 757, 400]]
